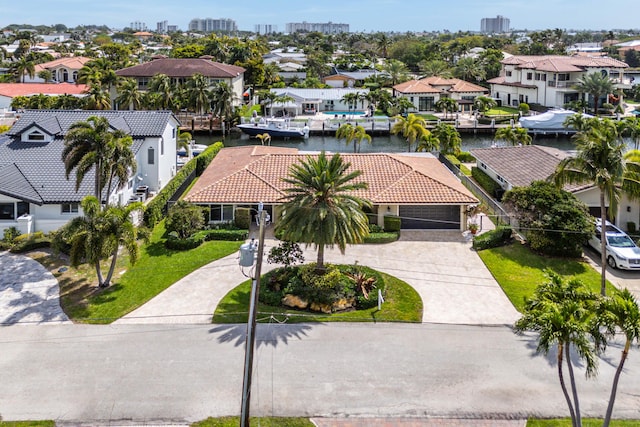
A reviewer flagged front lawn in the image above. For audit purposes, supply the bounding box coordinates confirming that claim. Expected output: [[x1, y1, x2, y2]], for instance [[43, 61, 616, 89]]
[[60, 221, 242, 323], [212, 268, 422, 323], [477, 243, 616, 312], [485, 106, 519, 116], [192, 418, 313, 427]]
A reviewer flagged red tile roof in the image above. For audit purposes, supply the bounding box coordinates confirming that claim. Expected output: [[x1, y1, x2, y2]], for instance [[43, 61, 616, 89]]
[[502, 55, 628, 72], [116, 58, 245, 78], [394, 76, 488, 95], [33, 56, 91, 74], [185, 146, 478, 205], [0, 83, 88, 97]]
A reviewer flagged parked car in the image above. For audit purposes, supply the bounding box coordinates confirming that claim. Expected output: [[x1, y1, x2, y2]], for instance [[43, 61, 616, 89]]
[[588, 219, 640, 270]]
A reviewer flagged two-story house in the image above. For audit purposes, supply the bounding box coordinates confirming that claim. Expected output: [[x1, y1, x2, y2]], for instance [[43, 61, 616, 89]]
[[0, 110, 180, 235], [392, 77, 489, 113], [25, 56, 91, 84], [487, 55, 630, 109]]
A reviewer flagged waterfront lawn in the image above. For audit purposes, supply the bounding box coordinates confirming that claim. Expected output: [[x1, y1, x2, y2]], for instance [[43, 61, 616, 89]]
[[477, 243, 615, 312], [528, 420, 640, 426], [212, 269, 422, 324], [485, 106, 519, 116], [58, 221, 242, 323], [192, 418, 314, 427]]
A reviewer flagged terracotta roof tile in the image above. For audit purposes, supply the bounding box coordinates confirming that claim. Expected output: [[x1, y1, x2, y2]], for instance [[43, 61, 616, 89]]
[[394, 76, 487, 95], [116, 58, 245, 78], [0, 83, 88, 97], [185, 146, 478, 205], [502, 55, 628, 71], [33, 56, 91, 73]]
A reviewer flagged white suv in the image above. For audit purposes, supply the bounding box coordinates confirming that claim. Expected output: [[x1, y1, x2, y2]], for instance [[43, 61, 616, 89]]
[[588, 220, 640, 270]]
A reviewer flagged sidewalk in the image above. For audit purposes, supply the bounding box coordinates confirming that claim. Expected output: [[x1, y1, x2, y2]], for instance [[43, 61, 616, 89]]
[[311, 419, 526, 427]]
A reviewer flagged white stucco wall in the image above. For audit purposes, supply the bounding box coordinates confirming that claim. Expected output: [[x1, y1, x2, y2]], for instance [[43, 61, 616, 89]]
[[134, 119, 178, 193]]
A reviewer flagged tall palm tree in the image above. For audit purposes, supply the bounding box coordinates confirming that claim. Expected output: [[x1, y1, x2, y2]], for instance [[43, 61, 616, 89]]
[[383, 59, 410, 86], [434, 97, 458, 119], [418, 60, 453, 78], [68, 196, 144, 288], [431, 123, 462, 155], [454, 57, 486, 82], [619, 117, 640, 149], [515, 272, 601, 427], [276, 152, 371, 273], [11, 57, 35, 83], [116, 78, 142, 111], [341, 92, 359, 111], [474, 95, 497, 115], [177, 130, 193, 156], [104, 134, 137, 203], [148, 73, 174, 110], [552, 118, 640, 296], [495, 126, 532, 146], [598, 289, 640, 427], [83, 84, 111, 110], [415, 132, 439, 153], [209, 81, 236, 127], [573, 72, 614, 115], [336, 123, 372, 153], [187, 73, 211, 116], [391, 113, 428, 152]]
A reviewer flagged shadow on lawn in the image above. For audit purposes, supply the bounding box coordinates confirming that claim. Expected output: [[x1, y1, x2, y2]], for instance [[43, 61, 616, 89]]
[[499, 243, 591, 276], [209, 322, 314, 348]]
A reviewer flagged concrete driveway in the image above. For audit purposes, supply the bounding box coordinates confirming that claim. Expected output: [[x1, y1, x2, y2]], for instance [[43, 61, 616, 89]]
[[117, 231, 520, 325], [582, 246, 640, 297], [0, 251, 70, 325]]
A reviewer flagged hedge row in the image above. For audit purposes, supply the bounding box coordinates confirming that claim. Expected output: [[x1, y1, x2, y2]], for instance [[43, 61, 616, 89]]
[[164, 228, 249, 251], [364, 232, 399, 244], [145, 142, 224, 228], [471, 167, 503, 198], [472, 226, 513, 251], [384, 215, 401, 232], [9, 237, 51, 253]]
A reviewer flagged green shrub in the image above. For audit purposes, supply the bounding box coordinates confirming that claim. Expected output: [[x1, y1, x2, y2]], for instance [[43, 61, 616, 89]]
[[369, 223, 383, 233], [234, 207, 251, 229], [384, 215, 401, 232], [471, 167, 503, 198], [10, 236, 51, 253], [472, 226, 513, 251], [267, 241, 305, 267], [518, 103, 530, 114], [196, 229, 248, 241], [363, 232, 399, 244], [14, 231, 44, 242], [164, 234, 205, 250], [3, 226, 20, 243], [165, 200, 206, 239], [445, 154, 461, 168], [456, 151, 475, 162]]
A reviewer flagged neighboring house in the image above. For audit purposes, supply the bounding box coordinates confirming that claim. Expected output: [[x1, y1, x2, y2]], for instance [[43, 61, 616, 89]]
[[0, 83, 88, 110], [0, 110, 180, 235], [25, 56, 91, 84], [276, 62, 306, 83], [323, 69, 385, 88], [115, 57, 246, 107], [393, 77, 489, 113], [184, 146, 478, 230], [470, 145, 639, 230], [263, 48, 307, 65], [487, 55, 631, 109], [268, 87, 370, 115]]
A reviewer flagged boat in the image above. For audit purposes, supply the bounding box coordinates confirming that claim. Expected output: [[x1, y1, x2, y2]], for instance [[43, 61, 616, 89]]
[[177, 143, 208, 157], [519, 109, 592, 131], [237, 118, 309, 139]]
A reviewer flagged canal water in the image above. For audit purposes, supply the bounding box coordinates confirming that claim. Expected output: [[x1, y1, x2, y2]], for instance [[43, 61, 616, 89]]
[[195, 132, 578, 153]]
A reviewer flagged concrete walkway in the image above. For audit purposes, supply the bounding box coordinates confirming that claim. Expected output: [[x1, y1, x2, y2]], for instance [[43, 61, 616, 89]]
[[116, 230, 519, 325], [0, 251, 70, 325]]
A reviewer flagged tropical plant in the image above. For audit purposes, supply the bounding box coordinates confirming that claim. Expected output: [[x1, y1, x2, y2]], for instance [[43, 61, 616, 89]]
[[434, 97, 458, 119], [209, 81, 236, 126], [431, 123, 462, 155], [10, 56, 35, 82], [335, 123, 372, 153], [514, 272, 601, 427], [494, 126, 532, 146], [389, 97, 415, 116], [83, 84, 111, 110], [37, 69, 53, 83], [473, 95, 497, 114], [573, 72, 614, 115], [382, 59, 410, 85], [165, 200, 205, 239], [67, 196, 144, 288], [187, 73, 211, 115], [147, 73, 174, 110], [275, 152, 371, 273], [341, 92, 360, 111], [415, 132, 439, 153], [618, 117, 640, 149], [177, 130, 193, 155], [563, 113, 591, 132], [454, 56, 486, 82], [256, 133, 271, 146], [391, 113, 428, 152], [552, 118, 640, 295], [116, 78, 142, 111], [418, 59, 453, 78]]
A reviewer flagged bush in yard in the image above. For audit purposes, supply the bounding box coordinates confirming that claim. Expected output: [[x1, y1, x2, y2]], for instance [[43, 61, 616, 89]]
[[384, 215, 401, 232], [3, 226, 20, 243], [267, 241, 305, 268], [472, 226, 513, 251], [471, 166, 503, 198], [164, 233, 205, 250], [196, 228, 248, 241], [9, 232, 51, 253], [502, 181, 594, 257], [234, 207, 251, 229], [456, 151, 475, 163], [364, 232, 399, 244], [165, 200, 206, 239]]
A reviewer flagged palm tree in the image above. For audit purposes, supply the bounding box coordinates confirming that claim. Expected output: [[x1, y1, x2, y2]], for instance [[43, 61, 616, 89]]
[[495, 126, 533, 146], [434, 97, 458, 119], [11, 57, 35, 83], [104, 134, 137, 203], [418, 60, 453, 78], [276, 152, 371, 273], [148, 73, 174, 110], [514, 272, 600, 427], [209, 81, 236, 128], [619, 117, 640, 149], [454, 57, 486, 82], [336, 123, 372, 153], [83, 84, 111, 110], [177, 130, 193, 156], [415, 132, 439, 153], [37, 69, 53, 83], [431, 123, 462, 155], [256, 133, 271, 146], [563, 113, 591, 132], [598, 289, 640, 427], [474, 95, 497, 115], [68, 196, 144, 288], [187, 73, 211, 116], [552, 118, 640, 295], [341, 92, 359, 111], [391, 113, 428, 152], [389, 97, 416, 116], [116, 78, 142, 111], [573, 72, 614, 115], [383, 59, 410, 86]]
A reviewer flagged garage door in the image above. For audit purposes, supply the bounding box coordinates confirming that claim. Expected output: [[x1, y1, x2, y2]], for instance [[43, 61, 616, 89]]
[[398, 205, 460, 229]]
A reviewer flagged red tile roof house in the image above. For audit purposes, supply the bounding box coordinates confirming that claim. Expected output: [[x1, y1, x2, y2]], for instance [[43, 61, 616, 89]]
[[393, 77, 489, 114], [114, 57, 245, 109], [0, 83, 88, 110], [470, 145, 640, 231], [184, 146, 478, 230], [25, 56, 92, 84], [487, 55, 631, 109]]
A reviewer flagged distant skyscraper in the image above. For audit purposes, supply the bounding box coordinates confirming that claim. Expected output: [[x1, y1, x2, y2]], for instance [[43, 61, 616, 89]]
[[130, 21, 148, 31], [157, 21, 168, 33], [285, 21, 349, 34], [188, 18, 237, 33], [480, 15, 510, 33], [255, 24, 278, 35]]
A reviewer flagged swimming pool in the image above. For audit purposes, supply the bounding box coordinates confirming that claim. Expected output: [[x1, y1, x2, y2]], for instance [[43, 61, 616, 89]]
[[323, 111, 365, 116]]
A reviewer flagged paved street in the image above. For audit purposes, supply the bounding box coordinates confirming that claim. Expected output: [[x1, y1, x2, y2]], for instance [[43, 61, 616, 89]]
[[1, 323, 639, 424]]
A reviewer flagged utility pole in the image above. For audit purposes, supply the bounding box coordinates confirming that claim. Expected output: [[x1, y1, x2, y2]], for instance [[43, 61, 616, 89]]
[[240, 208, 267, 427]]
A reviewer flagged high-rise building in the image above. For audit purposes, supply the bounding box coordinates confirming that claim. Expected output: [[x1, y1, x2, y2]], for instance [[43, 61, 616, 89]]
[[188, 18, 237, 33], [285, 21, 349, 34], [255, 24, 278, 35], [157, 21, 168, 33], [480, 15, 510, 33], [130, 21, 148, 31]]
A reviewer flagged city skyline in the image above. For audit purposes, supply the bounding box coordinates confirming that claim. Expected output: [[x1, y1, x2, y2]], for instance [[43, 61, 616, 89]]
[[3, 0, 639, 33]]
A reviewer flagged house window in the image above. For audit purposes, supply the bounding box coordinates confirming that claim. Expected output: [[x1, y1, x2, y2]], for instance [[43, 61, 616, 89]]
[[506, 70, 512, 77], [0, 203, 15, 220], [138, 77, 149, 89], [161, 138, 164, 156], [419, 96, 434, 111], [172, 128, 176, 139], [17, 202, 29, 217], [480, 162, 487, 170], [148, 147, 155, 165], [210, 204, 234, 222], [526, 72, 533, 80], [28, 131, 45, 141], [558, 73, 570, 81], [61, 203, 79, 214]]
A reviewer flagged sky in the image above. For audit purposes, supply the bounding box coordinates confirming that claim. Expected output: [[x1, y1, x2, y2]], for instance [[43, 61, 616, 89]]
[[2, 0, 639, 33]]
